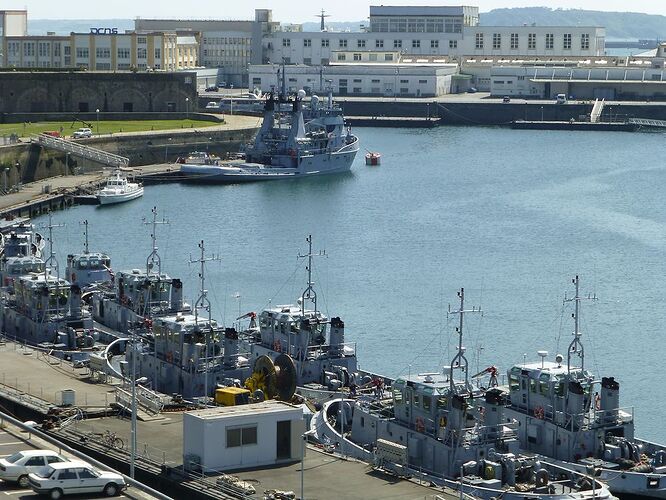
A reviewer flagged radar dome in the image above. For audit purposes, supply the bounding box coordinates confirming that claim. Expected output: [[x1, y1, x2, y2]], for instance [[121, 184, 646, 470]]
[[297, 89, 306, 99], [311, 95, 320, 107]]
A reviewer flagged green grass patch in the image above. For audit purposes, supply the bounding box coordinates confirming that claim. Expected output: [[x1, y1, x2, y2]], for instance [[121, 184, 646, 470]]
[[0, 119, 219, 137]]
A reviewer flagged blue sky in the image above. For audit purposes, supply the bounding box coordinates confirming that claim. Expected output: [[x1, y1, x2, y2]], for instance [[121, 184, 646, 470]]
[[6, 1, 664, 20]]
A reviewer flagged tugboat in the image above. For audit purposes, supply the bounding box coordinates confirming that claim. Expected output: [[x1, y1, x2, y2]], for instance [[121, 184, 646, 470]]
[[311, 288, 615, 499], [503, 275, 666, 498]]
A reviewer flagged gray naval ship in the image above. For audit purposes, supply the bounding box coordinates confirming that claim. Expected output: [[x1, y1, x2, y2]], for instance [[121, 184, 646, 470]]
[[311, 288, 616, 500], [179, 89, 359, 183], [502, 275, 666, 498]]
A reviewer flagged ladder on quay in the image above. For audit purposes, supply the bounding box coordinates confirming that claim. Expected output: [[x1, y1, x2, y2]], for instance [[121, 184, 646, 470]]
[[32, 134, 129, 168], [627, 118, 666, 129]]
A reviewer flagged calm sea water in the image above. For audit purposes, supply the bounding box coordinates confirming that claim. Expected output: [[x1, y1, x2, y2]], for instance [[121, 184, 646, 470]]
[[35, 126, 666, 443]]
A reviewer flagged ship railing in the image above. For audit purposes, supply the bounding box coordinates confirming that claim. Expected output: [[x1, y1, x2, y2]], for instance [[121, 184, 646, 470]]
[[302, 341, 356, 360], [115, 385, 165, 414], [536, 404, 634, 431]]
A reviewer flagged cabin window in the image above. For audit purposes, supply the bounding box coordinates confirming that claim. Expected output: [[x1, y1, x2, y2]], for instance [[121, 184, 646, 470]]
[[529, 378, 537, 393], [437, 397, 447, 409], [393, 388, 403, 404], [555, 382, 565, 397], [423, 395, 432, 411], [509, 373, 520, 391], [413, 393, 420, 407], [539, 373, 550, 396]]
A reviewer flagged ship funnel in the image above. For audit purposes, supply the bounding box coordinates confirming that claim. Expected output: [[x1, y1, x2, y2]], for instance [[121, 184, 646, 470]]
[[170, 278, 183, 311], [70, 284, 82, 317], [600, 376, 620, 423], [329, 317, 345, 357], [483, 388, 506, 440], [566, 380, 587, 429], [223, 328, 240, 367]]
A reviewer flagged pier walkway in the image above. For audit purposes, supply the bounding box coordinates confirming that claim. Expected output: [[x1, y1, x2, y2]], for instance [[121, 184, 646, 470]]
[[32, 133, 130, 168]]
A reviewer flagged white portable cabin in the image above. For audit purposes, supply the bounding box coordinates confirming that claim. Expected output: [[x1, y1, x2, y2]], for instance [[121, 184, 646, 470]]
[[183, 400, 305, 471]]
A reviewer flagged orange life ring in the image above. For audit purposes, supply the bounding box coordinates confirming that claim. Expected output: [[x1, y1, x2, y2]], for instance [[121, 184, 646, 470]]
[[534, 406, 545, 419], [165, 351, 173, 363], [415, 417, 425, 433], [594, 393, 601, 411], [273, 339, 282, 352]]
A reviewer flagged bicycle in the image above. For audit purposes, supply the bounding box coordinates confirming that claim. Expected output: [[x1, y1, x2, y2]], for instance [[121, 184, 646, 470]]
[[83, 430, 124, 450]]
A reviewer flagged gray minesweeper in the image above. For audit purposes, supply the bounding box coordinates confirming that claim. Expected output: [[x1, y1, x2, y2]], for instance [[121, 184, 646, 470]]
[[502, 275, 666, 498], [65, 220, 113, 290], [311, 288, 616, 500]]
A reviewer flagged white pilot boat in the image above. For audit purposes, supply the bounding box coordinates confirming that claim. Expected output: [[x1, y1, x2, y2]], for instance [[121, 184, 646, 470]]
[[96, 170, 143, 205]]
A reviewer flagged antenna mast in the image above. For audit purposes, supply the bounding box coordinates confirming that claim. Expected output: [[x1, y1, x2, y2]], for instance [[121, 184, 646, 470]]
[[80, 219, 90, 254], [297, 235, 326, 315], [189, 240, 221, 406], [447, 288, 481, 394], [143, 207, 168, 276], [41, 212, 65, 279], [315, 9, 331, 31], [563, 274, 597, 374]]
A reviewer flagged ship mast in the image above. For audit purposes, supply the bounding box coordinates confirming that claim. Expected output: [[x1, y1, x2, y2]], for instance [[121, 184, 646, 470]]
[[41, 212, 64, 279], [80, 219, 90, 254], [189, 240, 220, 406], [447, 288, 481, 394], [297, 235, 326, 315], [143, 206, 168, 276], [564, 274, 596, 374]]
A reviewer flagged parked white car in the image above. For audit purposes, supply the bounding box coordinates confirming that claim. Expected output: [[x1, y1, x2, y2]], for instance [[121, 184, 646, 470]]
[[28, 460, 126, 498], [72, 127, 92, 138], [0, 450, 68, 487], [205, 101, 219, 109]]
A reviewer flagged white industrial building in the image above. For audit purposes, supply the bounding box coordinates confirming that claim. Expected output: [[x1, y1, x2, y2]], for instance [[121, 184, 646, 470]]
[[250, 57, 459, 97], [183, 401, 306, 471]]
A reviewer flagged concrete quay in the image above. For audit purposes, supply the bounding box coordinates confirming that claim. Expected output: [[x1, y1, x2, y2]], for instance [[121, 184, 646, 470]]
[[0, 340, 455, 500]]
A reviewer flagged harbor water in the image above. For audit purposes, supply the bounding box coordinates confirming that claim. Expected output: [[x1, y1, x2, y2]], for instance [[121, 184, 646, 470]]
[[36, 126, 666, 443]]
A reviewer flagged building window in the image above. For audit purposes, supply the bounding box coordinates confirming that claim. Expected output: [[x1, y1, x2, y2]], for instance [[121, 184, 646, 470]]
[[475, 33, 483, 49], [546, 33, 554, 50], [303, 57, 311, 65], [393, 39, 402, 49], [321, 39, 329, 47], [492, 33, 501, 50], [581, 33, 590, 50], [430, 40, 439, 48], [226, 426, 257, 448], [95, 48, 111, 58], [353, 87, 362, 93], [252, 77, 261, 86], [117, 48, 130, 59], [137, 47, 147, 59], [369, 54, 377, 61], [337, 54, 346, 61], [154, 48, 161, 59], [371, 79, 380, 83], [419, 79, 427, 84], [357, 39, 366, 48], [375, 39, 384, 48], [339, 39, 347, 48], [137, 37, 147, 44], [384, 54, 393, 61], [510, 33, 519, 50], [528, 33, 536, 50], [75, 47, 89, 59], [304, 39, 311, 47], [64, 46, 71, 55], [282, 39, 290, 47], [449, 40, 457, 49], [353, 53, 361, 61], [563, 33, 572, 50], [412, 39, 420, 48]]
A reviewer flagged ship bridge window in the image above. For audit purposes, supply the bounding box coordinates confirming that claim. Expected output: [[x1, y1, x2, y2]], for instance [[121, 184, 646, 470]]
[[555, 376, 565, 397], [423, 395, 432, 411], [437, 397, 448, 409], [290, 321, 299, 333], [509, 369, 520, 391], [529, 378, 537, 393], [413, 393, 420, 407], [539, 373, 550, 396], [393, 388, 403, 404]]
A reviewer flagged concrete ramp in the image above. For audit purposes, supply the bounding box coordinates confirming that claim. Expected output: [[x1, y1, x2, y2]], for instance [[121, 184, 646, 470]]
[[33, 134, 129, 168]]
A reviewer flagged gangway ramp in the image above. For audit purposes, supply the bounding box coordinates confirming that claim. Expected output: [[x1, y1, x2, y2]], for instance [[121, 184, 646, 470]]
[[628, 118, 666, 129], [33, 134, 129, 168], [590, 98, 605, 123]]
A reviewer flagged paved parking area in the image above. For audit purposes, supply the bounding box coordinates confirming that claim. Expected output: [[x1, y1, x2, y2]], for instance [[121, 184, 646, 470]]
[[0, 427, 139, 499]]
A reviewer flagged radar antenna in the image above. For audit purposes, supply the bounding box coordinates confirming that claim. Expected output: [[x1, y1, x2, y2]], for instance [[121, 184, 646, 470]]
[[563, 274, 597, 374], [297, 235, 326, 315], [315, 9, 331, 31], [447, 288, 482, 394], [143, 207, 168, 276]]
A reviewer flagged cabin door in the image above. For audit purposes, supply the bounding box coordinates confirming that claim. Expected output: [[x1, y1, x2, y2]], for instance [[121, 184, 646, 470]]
[[276, 420, 291, 460]]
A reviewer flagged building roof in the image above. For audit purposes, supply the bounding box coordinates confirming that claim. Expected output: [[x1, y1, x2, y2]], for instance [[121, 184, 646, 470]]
[[369, 6, 476, 16], [186, 400, 301, 420]]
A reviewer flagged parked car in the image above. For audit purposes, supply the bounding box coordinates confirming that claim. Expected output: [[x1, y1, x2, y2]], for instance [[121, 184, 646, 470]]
[[216, 81, 226, 88], [205, 85, 219, 92], [205, 101, 219, 109], [502, 95, 511, 103], [556, 93, 567, 104], [28, 460, 126, 498], [0, 450, 68, 488], [72, 128, 92, 138], [466, 87, 478, 93]]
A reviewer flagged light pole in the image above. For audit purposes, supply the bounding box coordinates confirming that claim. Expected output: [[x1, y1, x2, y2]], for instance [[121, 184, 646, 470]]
[[96, 108, 100, 135], [165, 137, 172, 163], [540, 105, 544, 121], [300, 429, 316, 500], [185, 97, 190, 120]]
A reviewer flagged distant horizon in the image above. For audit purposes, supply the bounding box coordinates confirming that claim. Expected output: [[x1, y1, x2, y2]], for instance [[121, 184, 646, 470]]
[[5, 1, 665, 22]]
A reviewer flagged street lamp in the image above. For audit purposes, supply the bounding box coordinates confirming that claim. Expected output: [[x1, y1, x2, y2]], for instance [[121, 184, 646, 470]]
[[165, 137, 172, 163], [300, 429, 316, 500], [95, 108, 100, 135], [185, 97, 190, 120]]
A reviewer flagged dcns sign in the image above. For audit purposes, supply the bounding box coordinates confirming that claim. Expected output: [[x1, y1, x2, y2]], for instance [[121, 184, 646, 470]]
[[90, 27, 119, 34]]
